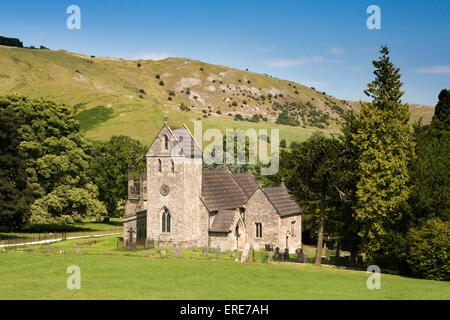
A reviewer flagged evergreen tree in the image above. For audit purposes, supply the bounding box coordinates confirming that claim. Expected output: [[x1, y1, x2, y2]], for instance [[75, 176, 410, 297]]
[[352, 46, 414, 254], [0, 102, 32, 230], [409, 89, 450, 223], [287, 136, 343, 265]]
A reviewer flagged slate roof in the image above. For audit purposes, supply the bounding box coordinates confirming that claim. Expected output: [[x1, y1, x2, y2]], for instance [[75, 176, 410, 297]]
[[209, 210, 236, 233], [202, 169, 247, 211], [263, 186, 302, 217], [170, 126, 202, 158], [232, 173, 260, 200]]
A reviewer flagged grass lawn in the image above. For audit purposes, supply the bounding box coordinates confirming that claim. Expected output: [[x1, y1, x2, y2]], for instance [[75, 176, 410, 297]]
[[0, 220, 122, 245], [1, 236, 448, 300]]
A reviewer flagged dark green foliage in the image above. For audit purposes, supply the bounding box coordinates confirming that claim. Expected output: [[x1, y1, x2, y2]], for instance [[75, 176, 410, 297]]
[[248, 114, 260, 123], [159, 80, 165, 86], [286, 136, 343, 265], [0, 101, 32, 230], [406, 218, 449, 280], [280, 139, 286, 148], [0, 36, 23, 48], [137, 63, 141, 67], [89, 136, 147, 218], [155, 74, 160, 79], [276, 111, 299, 126], [234, 114, 244, 121], [75, 105, 114, 131], [0, 94, 106, 224], [179, 103, 190, 112]]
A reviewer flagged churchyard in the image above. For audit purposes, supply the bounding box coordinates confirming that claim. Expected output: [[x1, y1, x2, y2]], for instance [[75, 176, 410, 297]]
[[1, 234, 448, 300]]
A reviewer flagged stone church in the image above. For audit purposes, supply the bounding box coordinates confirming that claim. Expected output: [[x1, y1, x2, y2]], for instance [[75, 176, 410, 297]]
[[124, 122, 303, 252]]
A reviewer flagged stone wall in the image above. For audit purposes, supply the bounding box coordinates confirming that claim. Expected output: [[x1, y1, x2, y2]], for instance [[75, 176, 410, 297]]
[[244, 189, 280, 251], [279, 214, 302, 253]]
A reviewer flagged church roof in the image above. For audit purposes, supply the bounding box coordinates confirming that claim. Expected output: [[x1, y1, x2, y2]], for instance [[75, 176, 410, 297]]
[[209, 209, 236, 233], [263, 186, 302, 217], [202, 169, 247, 211], [232, 172, 260, 200]]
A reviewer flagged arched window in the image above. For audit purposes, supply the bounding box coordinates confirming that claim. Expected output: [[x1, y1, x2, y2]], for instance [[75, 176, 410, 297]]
[[158, 159, 162, 173], [171, 159, 175, 174], [161, 207, 171, 233], [163, 134, 169, 150]]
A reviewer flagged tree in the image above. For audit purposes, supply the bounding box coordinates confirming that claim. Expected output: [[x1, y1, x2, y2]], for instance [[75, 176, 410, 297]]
[[287, 136, 343, 265], [0, 101, 32, 230], [352, 46, 414, 254], [406, 218, 449, 280], [0, 94, 106, 224], [409, 89, 449, 223], [90, 135, 147, 219]]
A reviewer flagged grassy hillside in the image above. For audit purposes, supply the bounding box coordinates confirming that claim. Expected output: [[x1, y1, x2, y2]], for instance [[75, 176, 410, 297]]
[[0, 45, 435, 145]]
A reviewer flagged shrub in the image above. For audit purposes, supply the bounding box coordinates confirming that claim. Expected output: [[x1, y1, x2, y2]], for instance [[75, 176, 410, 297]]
[[216, 110, 222, 114], [168, 90, 176, 96], [185, 88, 191, 95], [234, 114, 244, 121], [159, 80, 164, 86], [406, 218, 450, 280], [137, 63, 141, 67], [280, 139, 286, 148], [290, 141, 299, 149], [232, 101, 238, 107], [200, 67, 204, 71], [248, 114, 260, 123], [193, 96, 198, 100], [155, 74, 160, 79], [139, 89, 146, 95]]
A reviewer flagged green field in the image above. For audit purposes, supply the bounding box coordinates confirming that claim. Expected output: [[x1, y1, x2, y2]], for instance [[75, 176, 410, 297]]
[[1, 235, 448, 300]]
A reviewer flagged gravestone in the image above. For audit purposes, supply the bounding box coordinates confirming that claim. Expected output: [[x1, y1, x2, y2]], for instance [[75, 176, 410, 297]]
[[46, 247, 51, 254], [216, 250, 221, 259], [173, 247, 181, 258], [283, 248, 290, 260], [325, 248, 330, 259], [240, 243, 250, 263], [274, 247, 281, 259], [2, 247, 6, 253], [267, 254, 273, 263], [202, 247, 208, 256], [76, 248, 82, 255], [160, 250, 167, 258], [145, 252, 154, 257], [59, 249, 65, 254], [295, 248, 302, 258], [299, 253, 305, 263], [147, 239, 155, 249]]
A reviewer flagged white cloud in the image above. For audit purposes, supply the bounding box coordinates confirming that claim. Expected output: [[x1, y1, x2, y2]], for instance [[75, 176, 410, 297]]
[[329, 47, 344, 54], [265, 56, 325, 67], [415, 66, 450, 74], [124, 52, 173, 61], [255, 45, 275, 52]]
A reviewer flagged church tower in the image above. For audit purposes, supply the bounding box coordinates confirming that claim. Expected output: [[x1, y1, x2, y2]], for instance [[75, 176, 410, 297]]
[[145, 120, 205, 247]]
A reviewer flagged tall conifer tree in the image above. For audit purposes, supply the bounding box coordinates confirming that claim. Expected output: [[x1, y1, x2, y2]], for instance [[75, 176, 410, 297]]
[[353, 46, 414, 253]]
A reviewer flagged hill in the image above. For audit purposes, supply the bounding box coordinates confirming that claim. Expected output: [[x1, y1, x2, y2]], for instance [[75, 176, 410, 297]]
[[0, 45, 435, 145]]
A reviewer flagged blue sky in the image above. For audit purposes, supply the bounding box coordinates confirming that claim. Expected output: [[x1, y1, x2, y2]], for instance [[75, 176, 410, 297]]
[[1, 0, 449, 105]]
